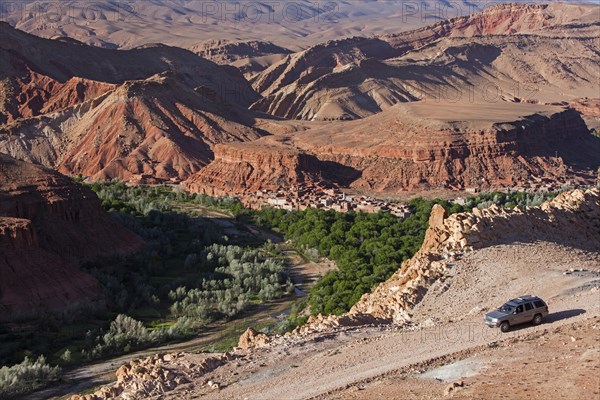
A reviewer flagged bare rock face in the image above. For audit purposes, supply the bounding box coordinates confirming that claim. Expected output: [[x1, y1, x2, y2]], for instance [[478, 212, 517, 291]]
[[350, 188, 600, 322], [238, 328, 271, 350], [183, 142, 331, 195], [422, 205, 448, 251], [0, 154, 144, 320]]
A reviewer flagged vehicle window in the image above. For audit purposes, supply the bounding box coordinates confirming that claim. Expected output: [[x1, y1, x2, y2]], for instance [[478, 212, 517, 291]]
[[515, 305, 523, 313], [498, 304, 515, 314], [534, 300, 545, 308], [524, 303, 533, 311]]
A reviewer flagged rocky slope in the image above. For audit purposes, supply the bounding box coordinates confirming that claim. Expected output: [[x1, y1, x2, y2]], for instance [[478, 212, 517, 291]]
[[350, 188, 600, 322], [296, 103, 600, 191], [2, 73, 264, 182], [251, 3, 600, 120], [0, 154, 143, 320], [187, 102, 600, 195]]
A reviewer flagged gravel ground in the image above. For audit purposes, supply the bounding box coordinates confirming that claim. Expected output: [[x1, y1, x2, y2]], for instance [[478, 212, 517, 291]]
[[160, 241, 600, 400]]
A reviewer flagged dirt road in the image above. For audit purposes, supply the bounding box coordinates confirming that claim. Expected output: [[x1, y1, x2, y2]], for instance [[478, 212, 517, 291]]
[[161, 241, 600, 400], [190, 292, 598, 400]]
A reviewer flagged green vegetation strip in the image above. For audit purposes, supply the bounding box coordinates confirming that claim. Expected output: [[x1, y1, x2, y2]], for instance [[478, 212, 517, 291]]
[[0, 180, 567, 397]]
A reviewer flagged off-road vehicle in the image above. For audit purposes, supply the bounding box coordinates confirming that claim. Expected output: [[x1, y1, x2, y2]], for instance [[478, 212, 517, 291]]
[[484, 295, 549, 332]]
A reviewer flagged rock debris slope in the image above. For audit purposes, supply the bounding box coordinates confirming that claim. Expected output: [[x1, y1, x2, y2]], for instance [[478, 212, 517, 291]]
[[350, 188, 600, 323]]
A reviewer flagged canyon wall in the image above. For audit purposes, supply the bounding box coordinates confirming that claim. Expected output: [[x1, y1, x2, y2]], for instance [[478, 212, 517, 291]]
[[0, 154, 144, 320], [183, 143, 324, 195]]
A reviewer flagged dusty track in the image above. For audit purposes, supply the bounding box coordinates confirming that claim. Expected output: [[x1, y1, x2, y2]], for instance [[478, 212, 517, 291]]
[[154, 242, 600, 399]]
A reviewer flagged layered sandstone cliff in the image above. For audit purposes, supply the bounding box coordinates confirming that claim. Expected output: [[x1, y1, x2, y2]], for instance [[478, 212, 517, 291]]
[[189, 102, 600, 195], [0, 154, 144, 320], [183, 143, 321, 195]]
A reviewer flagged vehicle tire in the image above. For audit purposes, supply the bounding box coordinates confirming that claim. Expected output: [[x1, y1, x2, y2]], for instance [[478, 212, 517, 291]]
[[500, 321, 510, 333], [533, 314, 543, 325]]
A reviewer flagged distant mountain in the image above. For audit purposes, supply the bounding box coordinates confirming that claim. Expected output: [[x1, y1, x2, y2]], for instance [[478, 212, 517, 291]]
[[250, 3, 600, 120], [4, 1, 592, 51]]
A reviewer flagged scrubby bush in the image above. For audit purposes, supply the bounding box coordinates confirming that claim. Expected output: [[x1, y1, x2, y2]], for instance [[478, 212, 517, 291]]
[[82, 315, 193, 360], [0, 356, 61, 397], [60, 349, 72, 363], [169, 244, 292, 321]]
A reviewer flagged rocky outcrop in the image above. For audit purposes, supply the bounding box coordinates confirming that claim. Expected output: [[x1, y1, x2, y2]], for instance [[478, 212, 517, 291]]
[[183, 138, 365, 196], [69, 352, 236, 400], [237, 328, 271, 350], [0, 154, 144, 320], [350, 188, 600, 322]]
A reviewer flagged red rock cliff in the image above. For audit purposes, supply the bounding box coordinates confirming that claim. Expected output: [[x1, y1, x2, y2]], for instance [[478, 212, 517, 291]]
[[183, 142, 324, 195], [0, 154, 144, 320]]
